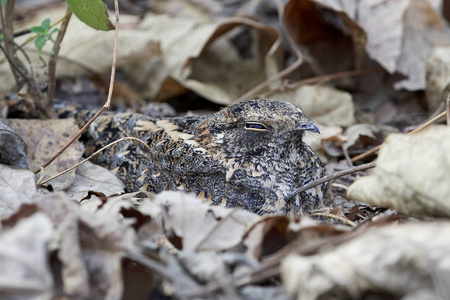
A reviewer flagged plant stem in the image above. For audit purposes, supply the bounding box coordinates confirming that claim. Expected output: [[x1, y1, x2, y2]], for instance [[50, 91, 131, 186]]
[[47, 8, 72, 107]]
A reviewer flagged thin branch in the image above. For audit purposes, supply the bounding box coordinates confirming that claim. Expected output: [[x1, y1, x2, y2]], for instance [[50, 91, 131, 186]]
[[34, 107, 105, 173], [35, 0, 120, 174], [0, 43, 28, 79], [233, 55, 303, 104], [342, 144, 353, 167], [286, 67, 382, 90], [447, 93, 450, 125], [233, 1, 303, 104], [39, 137, 151, 185], [105, 0, 120, 109], [47, 8, 72, 106], [286, 162, 376, 201], [1, 0, 22, 84]]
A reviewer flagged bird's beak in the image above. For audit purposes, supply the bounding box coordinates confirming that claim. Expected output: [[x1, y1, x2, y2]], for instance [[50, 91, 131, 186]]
[[295, 122, 320, 133]]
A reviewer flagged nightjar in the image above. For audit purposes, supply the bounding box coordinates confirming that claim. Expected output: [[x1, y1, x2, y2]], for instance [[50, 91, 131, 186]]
[[72, 98, 332, 215]]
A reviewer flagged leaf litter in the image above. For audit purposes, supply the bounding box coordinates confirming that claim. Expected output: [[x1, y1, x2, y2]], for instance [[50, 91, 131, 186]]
[[1, 0, 450, 299]]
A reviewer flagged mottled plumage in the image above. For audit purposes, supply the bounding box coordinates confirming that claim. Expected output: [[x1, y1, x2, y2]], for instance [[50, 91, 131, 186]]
[[75, 99, 332, 215]]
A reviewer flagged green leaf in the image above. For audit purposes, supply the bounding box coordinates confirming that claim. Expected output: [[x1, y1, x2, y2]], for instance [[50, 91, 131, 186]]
[[1, 0, 7, 8], [34, 35, 46, 50], [41, 18, 51, 30], [65, 0, 114, 31], [30, 26, 46, 34]]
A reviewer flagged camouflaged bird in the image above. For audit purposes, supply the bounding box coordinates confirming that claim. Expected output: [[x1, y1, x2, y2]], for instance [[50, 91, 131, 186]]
[[72, 98, 331, 215]]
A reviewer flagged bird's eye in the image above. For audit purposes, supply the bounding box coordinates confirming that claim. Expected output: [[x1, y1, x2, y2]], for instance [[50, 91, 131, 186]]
[[245, 122, 268, 131]]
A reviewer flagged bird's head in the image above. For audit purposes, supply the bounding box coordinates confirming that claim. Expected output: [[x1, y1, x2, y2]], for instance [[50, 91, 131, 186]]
[[199, 98, 319, 156]]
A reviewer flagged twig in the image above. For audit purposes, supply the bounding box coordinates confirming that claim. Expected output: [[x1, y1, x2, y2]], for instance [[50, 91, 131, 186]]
[[0, 43, 28, 80], [47, 8, 72, 106], [35, 0, 120, 174], [342, 144, 353, 167], [34, 107, 105, 173], [1, 0, 22, 84], [351, 110, 447, 163], [39, 137, 151, 185], [233, 56, 303, 103], [286, 161, 376, 201], [286, 67, 381, 90], [447, 93, 450, 125], [0, 0, 50, 118], [105, 0, 120, 109], [233, 3, 303, 104], [309, 213, 357, 227]]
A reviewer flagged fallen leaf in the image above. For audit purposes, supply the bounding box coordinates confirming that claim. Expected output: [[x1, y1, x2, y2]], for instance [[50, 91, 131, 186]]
[[244, 216, 348, 259], [343, 123, 399, 155], [0, 213, 54, 299], [426, 45, 450, 112], [5, 6, 283, 105], [134, 16, 283, 104], [65, 161, 125, 201], [152, 191, 260, 252], [281, 221, 450, 299], [240, 285, 291, 300], [6, 118, 85, 190], [347, 126, 450, 217], [41, 191, 135, 300], [284, 0, 450, 91], [0, 165, 37, 221], [392, 0, 450, 90]]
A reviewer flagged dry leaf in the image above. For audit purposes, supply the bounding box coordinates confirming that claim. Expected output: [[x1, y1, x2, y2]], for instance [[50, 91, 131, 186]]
[[392, 0, 450, 90], [283, 0, 359, 73], [240, 286, 291, 300], [0, 165, 37, 221], [149, 0, 229, 21], [269, 85, 355, 127], [284, 0, 450, 91], [65, 161, 125, 201], [0, 213, 54, 299], [281, 221, 450, 299], [245, 216, 347, 259], [6, 118, 85, 190], [347, 126, 450, 217], [4, 6, 283, 105], [426, 45, 450, 112], [134, 15, 283, 104], [153, 191, 260, 252], [41, 192, 135, 300], [343, 123, 399, 154]]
